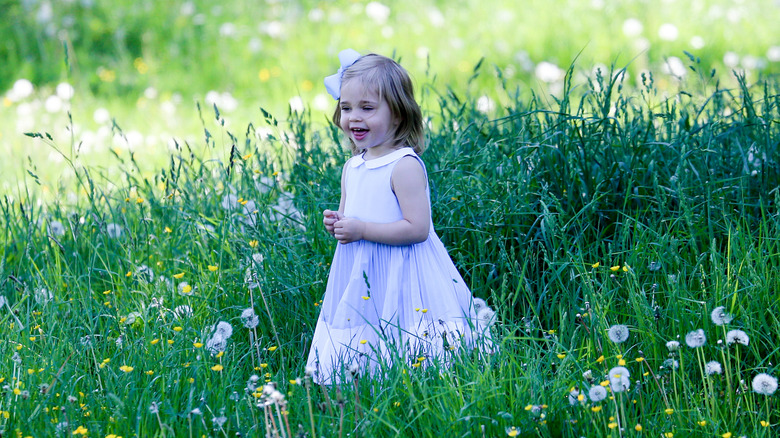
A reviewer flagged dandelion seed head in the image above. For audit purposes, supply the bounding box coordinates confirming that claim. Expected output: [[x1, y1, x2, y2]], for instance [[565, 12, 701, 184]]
[[213, 321, 233, 339], [472, 297, 487, 314], [173, 305, 193, 319], [588, 385, 607, 402], [106, 223, 123, 238], [608, 366, 631, 392], [710, 306, 733, 325], [726, 329, 749, 346], [685, 329, 706, 348], [205, 335, 227, 355], [48, 220, 66, 236], [477, 307, 497, 328], [752, 373, 778, 395], [705, 361, 722, 375], [240, 308, 259, 329], [666, 340, 680, 351], [607, 324, 630, 343]]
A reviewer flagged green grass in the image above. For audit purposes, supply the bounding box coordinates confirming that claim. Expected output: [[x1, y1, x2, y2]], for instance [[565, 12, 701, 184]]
[[1, 56, 779, 437]]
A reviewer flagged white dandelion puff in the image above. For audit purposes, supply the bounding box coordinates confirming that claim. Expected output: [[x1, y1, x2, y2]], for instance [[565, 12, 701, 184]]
[[685, 329, 706, 348], [106, 223, 123, 238], [608, 366, 631, 393], [134, 264, 155, 284], [661, 358, 679, 370], [34, 288, 53, 305], [173, 305, 193, 320], [213, 321, 233, 339], [221, 194, 239, 210], [705, 361, 722, 375], [205, 334, 227, 355], [607, 324, 630, 343], [726, 329, 749, 346], [48, 220, 66, 236], [710, 306, 733, 326], [588, 385, 607, 402], [472, 297, 487, 314], [246, 375, 261, 392], [240, 308, 259, 329], [666, 340, 680, 351], [477, 307, 497, 328], [752, 373, 778, 395], [568, 388, 584, 405]]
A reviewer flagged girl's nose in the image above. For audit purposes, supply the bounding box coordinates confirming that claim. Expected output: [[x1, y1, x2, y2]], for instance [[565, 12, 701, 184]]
[[349, 112, 361, 121]]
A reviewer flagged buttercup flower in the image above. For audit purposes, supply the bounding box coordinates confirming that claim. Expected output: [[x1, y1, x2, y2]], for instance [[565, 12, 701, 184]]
[[710, 306, 733, 326], [607, 324, 629, 343], [726, 329, 749, 346], [752, 373, 778, 395], [685, 329, 706, 348]]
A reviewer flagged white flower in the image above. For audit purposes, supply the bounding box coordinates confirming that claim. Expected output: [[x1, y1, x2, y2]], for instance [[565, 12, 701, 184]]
[[212, 415, 227, 428], [48, 220, 66, 236], [221, 194, 238, 210], [79, 335, 93, 348], [710, 306, 733, 326], [705, 361, 722, 375], [173, 305, 193, 320], [124, 311, 142, 325], [472, 298, 487, 314], [662, 56, 687, 78], [240, 308, 259, 329], [247, 375, 260, 392], [661, 358, 679, 370], [588, 385, 607, 402], [608, 366, 631, 393], [666, 340, 680, 351], [365, 1, 390, 24], [244, 253, 264, 289], [213, 321, 233, 339], [535, 61, 564, 83], [726, 329, 749, 346], [657, 23, 679, 41], [752, 373, 778, 395], [305, 365, 316, 377], [685, 329, 706, 348], [622, 18, 643, 37], [607, 324, 630, 343], [477, 307, 497, 328], [190, 408, 202, 416], [106, 223, 123, 238], [205, 334, 227, 355], [568, 388, 583, 405], [476, 96, 495, 114], [9, 79, 34, 101], [56, 82, 75, 100], [34, 288, 53, 305], [149, 402, 159, 414], [348, 363, 360, 378], [135, 264, 155, 284]]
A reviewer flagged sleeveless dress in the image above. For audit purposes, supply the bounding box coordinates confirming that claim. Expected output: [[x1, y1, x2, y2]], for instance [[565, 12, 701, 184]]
[[306, 147, 489, 384]]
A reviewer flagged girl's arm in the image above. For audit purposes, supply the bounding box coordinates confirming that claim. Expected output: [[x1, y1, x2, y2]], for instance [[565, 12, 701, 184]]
[[323, 162, 348, 237], [333, 156, 430, 245]]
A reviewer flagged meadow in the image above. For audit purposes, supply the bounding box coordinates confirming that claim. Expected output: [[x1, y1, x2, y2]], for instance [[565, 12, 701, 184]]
[[2, 0, 780, 437]]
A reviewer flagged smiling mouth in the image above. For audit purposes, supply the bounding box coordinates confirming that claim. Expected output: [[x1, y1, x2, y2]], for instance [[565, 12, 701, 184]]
[[351, 128, 368, 140]]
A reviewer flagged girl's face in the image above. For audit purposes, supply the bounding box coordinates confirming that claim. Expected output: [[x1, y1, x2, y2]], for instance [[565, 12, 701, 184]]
[[339, 80, 399, 153]]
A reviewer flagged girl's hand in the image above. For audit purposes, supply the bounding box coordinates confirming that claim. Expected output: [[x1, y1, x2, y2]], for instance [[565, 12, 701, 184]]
[[333, 217, 365, 244], [323, 209, 342, 237]]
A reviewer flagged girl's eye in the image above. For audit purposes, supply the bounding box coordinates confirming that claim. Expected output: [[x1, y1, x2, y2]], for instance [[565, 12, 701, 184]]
[[341, 107, 350, 111], [363, 106, 373, 111]]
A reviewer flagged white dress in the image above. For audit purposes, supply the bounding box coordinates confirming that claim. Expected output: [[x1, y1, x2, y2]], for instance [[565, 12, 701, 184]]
[[306, 147, 488, 384]]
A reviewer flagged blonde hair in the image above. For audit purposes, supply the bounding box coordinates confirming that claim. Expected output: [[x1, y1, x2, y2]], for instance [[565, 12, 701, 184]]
[[332, 54, 425, 155]]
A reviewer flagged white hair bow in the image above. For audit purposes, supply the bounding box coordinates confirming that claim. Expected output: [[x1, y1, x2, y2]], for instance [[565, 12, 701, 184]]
[[324, 49, 361, 100]]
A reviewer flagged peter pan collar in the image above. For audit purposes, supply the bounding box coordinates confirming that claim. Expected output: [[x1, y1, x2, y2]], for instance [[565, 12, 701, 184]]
[[350, 147, 417, 169]]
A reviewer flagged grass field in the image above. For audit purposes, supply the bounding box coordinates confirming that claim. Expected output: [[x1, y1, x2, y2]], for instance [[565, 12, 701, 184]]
[[2, 0, 780, 437]]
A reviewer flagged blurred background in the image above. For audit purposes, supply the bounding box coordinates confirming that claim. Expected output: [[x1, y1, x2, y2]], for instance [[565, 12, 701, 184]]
[[1, 0, 779, 194]]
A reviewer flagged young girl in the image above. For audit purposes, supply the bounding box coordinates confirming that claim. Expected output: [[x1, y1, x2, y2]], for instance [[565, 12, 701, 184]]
[[307, 49, 492, 384]]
